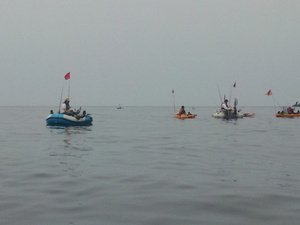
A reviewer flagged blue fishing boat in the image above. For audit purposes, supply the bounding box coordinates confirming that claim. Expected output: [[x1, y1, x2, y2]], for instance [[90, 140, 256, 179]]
[[46, 111, 93, 126], [46, 72, 93, 126]]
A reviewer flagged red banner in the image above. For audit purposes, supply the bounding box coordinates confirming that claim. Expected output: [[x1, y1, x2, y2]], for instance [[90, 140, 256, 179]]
[[64, 72, 70, 80], [265, 89, 272, 96]]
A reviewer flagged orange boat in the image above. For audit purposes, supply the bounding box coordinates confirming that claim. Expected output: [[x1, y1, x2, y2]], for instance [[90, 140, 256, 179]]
[[175, 114, 197, 119], [276, 113, 300, 118], [243, 113, 255, 117]]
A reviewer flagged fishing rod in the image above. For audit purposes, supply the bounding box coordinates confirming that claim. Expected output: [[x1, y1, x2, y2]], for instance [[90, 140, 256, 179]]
[[68, 77, 70, 99], [273, 96, 284, 112], [267, 90, 281, 114], [58, 72, 71, 113], [217, 84, 223, 106]]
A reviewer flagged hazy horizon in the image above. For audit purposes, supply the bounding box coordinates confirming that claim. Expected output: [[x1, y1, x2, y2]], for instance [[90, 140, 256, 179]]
[[1, 1, 300, 107]]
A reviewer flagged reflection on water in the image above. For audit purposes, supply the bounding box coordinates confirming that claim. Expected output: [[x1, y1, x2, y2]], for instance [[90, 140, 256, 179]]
[[1, 107, 300, 225], [47, 126, 94, 178]]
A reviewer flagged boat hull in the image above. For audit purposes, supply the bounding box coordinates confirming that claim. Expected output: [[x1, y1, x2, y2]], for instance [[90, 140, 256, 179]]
[[212, 110, 244, 119], [175, 114, 197, 119], [276, 113, 300, 118], [243, 113, 255, 117], [46, 114, 93, 126]]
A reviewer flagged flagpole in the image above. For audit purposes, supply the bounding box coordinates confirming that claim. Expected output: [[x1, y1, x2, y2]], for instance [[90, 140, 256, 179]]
[[172, 89, 175, 114], [64, 72, 71, 98], [229, 82, 235, 106], [62, 72, 71, 113], [265, 89, 278, 115], [68, 79, 70, 98]]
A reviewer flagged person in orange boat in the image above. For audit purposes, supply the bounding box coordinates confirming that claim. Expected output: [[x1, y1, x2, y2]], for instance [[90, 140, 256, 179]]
[[287, 106, 295, 114], [177, 106, 186, 115]]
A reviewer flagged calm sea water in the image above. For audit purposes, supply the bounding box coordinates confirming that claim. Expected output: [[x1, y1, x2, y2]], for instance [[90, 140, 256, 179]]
[[0, 106, 299, 225]]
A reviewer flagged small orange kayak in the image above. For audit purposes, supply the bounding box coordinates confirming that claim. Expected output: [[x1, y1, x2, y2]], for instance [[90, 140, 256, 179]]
[[243, 113, 255, 117], [175, 114, 197, 119], [276, 113, 300, 117]]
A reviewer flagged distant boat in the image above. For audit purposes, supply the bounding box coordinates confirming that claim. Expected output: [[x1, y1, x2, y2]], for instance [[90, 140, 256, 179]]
[[46, 72, 93, 127], [175, 113, 197, 119], [117, 104, 123, 109], [213, 83, 254, 119], [243, 112, 255, 117], [175, 106, 197, 119], [276, 106, 300, 118], [276, 112, 300, 118], [212, 97, 244, 119]]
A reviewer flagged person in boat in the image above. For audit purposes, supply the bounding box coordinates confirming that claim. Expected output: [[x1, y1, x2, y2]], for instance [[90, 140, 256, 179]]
[[60, 98, 74, 115], [287, 106, 295, 114], [177, 106, 186, 115], [221, 99, 231, 117], [221, 99, 231, 110]]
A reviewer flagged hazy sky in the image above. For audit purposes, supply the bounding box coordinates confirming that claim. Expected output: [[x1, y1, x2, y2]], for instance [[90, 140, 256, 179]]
[[1, 0, 300, 107]]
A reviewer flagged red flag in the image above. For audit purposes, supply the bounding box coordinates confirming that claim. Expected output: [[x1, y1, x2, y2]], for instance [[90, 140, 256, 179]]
[[64, 72, 70, 80], [233, 82, 236, 88], [172, 89, 174, 94], [265, 89, 272, 96]]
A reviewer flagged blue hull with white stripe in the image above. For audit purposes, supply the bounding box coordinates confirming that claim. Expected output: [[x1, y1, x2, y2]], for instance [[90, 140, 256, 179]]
[[46, 113, 93, 126]]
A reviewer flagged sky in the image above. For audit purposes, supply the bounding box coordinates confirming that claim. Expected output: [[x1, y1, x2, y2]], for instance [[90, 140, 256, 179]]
[[1, 0, 300, 107]]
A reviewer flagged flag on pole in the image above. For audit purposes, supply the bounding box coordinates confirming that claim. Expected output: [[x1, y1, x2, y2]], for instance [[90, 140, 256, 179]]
[[64, 72, 70, 80], [265, 89, 272, 96], [233, 82, 236, 88]]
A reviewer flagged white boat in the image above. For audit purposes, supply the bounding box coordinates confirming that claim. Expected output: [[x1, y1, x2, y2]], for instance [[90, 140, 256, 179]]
[[117, 104, 123, 109], [212, 110, 244, 119], [212, 97, 244, 119]]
